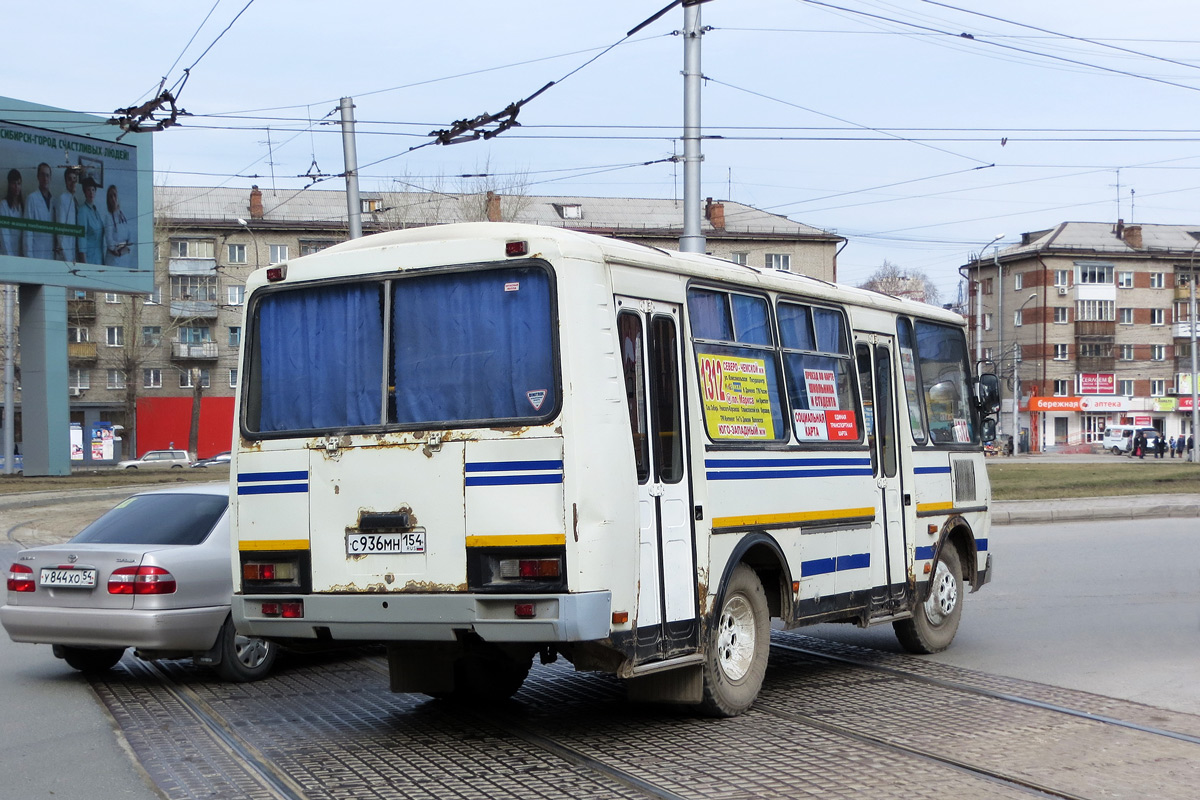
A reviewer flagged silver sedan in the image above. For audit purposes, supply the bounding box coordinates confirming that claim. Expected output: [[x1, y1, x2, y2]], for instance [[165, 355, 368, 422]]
[[1, 484, 275, 681]]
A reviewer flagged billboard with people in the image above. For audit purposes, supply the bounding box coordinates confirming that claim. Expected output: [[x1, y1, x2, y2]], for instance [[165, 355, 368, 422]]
[[0, 97, 152, 291]]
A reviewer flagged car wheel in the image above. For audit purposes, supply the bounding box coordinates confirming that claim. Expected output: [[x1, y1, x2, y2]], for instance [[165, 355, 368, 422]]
[[59, 646, 126, 673], [1111, 447, 1121, 455], [212, 617, 277, 682], [170, 464, 183, 469], [894, 544, 964, 654], [125, 465, 137, 469], [699, 563, 770, 717]]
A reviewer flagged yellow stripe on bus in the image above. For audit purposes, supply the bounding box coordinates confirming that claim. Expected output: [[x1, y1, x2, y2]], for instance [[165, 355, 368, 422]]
[[711, 507, 876, 529], [239, 539, 311, 552], [916, 502, 954, 514], [465, 534, 567, 548]]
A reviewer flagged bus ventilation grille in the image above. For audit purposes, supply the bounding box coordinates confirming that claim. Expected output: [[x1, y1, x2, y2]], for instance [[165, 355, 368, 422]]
[[952, 459, 977, 503]]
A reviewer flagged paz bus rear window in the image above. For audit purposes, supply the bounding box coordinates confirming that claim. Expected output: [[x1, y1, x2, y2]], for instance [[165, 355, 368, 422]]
[[245, 265, 557, 433]]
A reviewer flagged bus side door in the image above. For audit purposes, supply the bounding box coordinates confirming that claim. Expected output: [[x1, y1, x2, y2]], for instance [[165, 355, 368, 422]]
[[616, 298, 699, 662]]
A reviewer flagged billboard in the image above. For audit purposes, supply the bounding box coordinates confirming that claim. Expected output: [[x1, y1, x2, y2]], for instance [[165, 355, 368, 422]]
[[0, 97, 152, 292]]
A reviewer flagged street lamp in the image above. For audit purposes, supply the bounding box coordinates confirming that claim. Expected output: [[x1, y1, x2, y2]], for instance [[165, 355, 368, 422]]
[[236, 218, 261, 273], [1012, 292, 1037, 452], [974, 234, 1004, 364]]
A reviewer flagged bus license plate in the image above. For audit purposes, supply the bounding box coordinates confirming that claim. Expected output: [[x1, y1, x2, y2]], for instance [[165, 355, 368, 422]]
[[346, 532, 426, 556], [40, 567, 97, 588]]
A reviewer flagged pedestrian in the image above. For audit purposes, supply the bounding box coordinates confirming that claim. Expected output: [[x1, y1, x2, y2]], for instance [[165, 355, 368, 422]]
[[1189, 434, 1195, 461], [1155, 435, 1166, 458], [1168, 435, 1176, 458], [1177, 435, 1187, 459], [1135, 431, 1146, 459]]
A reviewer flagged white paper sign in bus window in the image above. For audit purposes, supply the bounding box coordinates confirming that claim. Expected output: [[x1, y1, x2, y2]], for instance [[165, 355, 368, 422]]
[[698, 353, 775, 440], [795, 367, 859, 441]]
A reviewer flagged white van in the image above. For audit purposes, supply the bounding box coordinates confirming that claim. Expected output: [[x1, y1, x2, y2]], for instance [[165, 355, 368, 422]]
[[1101, 425, 1161, 455]]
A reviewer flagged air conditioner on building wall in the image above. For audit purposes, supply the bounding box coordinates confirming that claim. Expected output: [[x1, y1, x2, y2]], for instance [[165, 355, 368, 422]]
[[68, 387, 81, 397], [1057, 286, 1068, 296]]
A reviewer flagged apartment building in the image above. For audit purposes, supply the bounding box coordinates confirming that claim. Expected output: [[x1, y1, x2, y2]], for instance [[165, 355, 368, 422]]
[[50, 186, 844, 461], [963, 220, 1199, 452]]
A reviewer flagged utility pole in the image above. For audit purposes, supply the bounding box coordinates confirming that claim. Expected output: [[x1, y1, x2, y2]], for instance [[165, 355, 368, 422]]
[[679, 1, 706, 253], [340, 97, 363, 240]]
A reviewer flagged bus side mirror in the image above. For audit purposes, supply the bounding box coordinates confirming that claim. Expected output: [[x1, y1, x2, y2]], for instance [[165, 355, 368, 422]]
[[975, 373, 1001, 415], [980, 417, 997, 443]]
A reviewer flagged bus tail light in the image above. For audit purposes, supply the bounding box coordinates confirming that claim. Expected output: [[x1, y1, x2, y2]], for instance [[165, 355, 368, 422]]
[[514, 603, 536, 618], [108, 566, 176, 595], [243, 562, 296, 582], [499, 558, 561, 579], [259, 600, 303, 618], [239, 553, 307, 594], [7, 563, 35, 592]]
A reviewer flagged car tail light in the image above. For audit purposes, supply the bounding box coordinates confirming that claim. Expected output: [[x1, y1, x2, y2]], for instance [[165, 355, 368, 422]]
[[7, 563, 34, 592], [108, 566, 177, 595], [499, 558, 561, 579]]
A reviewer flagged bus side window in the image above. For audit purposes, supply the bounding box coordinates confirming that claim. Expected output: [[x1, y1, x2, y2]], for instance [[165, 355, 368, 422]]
[[856, 344, 877, 474]]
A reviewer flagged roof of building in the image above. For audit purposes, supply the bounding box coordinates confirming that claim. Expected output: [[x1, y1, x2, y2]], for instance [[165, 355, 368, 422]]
[[986, 221, 1200, 264], [154, 186, 841, 241]]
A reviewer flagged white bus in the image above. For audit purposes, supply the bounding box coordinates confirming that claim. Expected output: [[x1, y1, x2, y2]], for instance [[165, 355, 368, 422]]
[[231, 222, 999, 716]]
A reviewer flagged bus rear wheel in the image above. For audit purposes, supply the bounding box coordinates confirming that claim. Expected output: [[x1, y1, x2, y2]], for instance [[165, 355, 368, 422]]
[[894, 544, 963, 654], [443, 644, 532, 702], [700, 564, 769, 717]]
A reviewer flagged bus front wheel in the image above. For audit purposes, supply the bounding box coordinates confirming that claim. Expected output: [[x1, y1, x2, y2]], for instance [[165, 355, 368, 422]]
[[894, 545, 963, 654], [700, 563, 770, 717]]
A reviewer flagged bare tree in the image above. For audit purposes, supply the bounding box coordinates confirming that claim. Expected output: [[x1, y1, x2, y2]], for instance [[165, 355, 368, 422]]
[[858, 260, 942, 306]]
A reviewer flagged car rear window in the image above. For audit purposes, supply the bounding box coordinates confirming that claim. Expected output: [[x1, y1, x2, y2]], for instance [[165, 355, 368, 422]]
[[71, 493, 227, 546]]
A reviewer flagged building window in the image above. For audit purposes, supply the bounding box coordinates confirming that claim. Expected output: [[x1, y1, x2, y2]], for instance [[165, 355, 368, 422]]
[[1117, 271, 1133, 288], [299, 240, 335, 256], [1119, 308, 1133, 325], [1079, 343, 1109, 358], [983, 313, 993, 331], [1151, 309, 1164, 325], [1014, 272, 1023, 290], [68, 368, 90, 390], [1177, 342, 1194, 359], [361, 198, 381, 213], [1120, 344, 1134, 360], [106, 326, 124, 347], [1076, 300, 1114, 321], [730, 252, 749, 266], [178, 326, 211, 344], [1054, 344, 1069, 360], [1054, 307, 1068, 324], [144, 286, 161, 305], [143, 368, 162, 389], [227, 285, 245, 306], [983, 347, 993, 360], [229, 368, 239, 388], [228, 243, 247, 264], [1015, 310, 1024, 327], [1054, 379, 1070, 396], [1151, 344, 1165, 361], [1078, 263, 1114, 285], [1120, 380, 1134, 396], [171, 274, 218, 301], [104, 292, 119, 303], [107, 370, 126, 390], [228, 326, 241, 347], [765, 253, 790, 270], [1151, 380, 1166, 397], [268, 244, 289, 264], [142, 326, 162, 346], [67, 326, 89, 343], [178, 368, 211, 389], [169, 239, 214, 259], [1175, 301, 1193, 323], [1150, 273, 1165, 289], [981, 277, 993, 295], [1054, 269, 1070, 287]]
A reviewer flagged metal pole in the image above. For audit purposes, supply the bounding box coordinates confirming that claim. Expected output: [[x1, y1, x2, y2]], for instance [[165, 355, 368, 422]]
[[2, 284, 13, 472], [679, 2, 705, 254], [340, 97, 363, 240], [1191, 269, 1198, 463], [1013, 293, 1036, 455]]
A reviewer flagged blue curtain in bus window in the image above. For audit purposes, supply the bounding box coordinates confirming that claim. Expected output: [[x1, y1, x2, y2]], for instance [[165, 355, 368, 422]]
[[392, 268, 554, 424], [777, 303, 815, 350], [731, 294, 772, 345], [256, 284, 384, 431], [813, 308, 846, 354], [687, 288, 733, 340]]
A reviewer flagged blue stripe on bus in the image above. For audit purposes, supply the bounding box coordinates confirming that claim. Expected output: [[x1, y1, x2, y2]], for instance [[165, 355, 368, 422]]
[[465, 474, 564, 487], [238, 471, 309, 483], [707, 468, 874, 481], [237, 483, 310, 495], [976, 538, 988, 551], [465, 460, 564, 472], [801, 552, 870, 577], [705, 457, 872, 469], [914, 466, 952, 475]]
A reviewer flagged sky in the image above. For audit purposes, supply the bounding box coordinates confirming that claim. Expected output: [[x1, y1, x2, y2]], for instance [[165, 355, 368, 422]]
[[6, 0, 1200, 302]]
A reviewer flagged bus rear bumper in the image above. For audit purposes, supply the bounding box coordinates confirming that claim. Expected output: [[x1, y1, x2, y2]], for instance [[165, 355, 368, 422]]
[[232, 591, 613, 643]]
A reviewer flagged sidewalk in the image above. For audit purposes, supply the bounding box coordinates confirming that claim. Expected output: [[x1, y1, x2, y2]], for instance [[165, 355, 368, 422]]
[[992, 493, 1200, 525]]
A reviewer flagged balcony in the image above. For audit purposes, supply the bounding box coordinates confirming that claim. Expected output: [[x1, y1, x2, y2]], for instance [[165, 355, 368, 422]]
[[1173, 321, 1196, 339], [67, 299, 96, 320], [171, 341, 219, 360], [1074, 321, 1115, 337], [1076, 356, 1116, 372], [170, 299, 219, 319], [67, 341, 98, 362], [168, 257, 217, 276]]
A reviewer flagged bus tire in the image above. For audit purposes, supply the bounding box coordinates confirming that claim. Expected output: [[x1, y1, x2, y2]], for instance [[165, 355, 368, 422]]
[[446, 646, 532, 702], [700, 563, 770, 717], [894, 544, 963, 654]]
